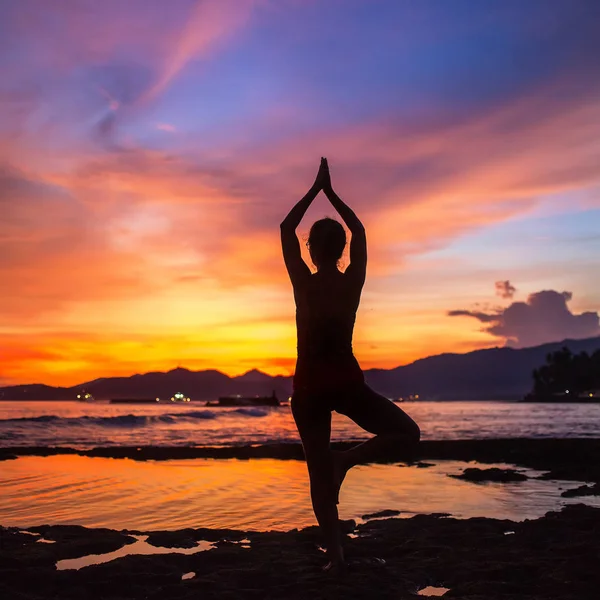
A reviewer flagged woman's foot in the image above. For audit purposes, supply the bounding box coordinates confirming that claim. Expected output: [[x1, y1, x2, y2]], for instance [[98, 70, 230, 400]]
[[332, 451, 350, 505], [322, 541, 345, 574], [322, 559, 347, 575], [347, 556, 386, 568]]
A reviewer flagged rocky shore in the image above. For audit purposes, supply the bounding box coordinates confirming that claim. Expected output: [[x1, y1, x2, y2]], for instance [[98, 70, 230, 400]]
[[2, 503, 599, 599], [3, 438, 600, 598], [2, 438, 600, 483]]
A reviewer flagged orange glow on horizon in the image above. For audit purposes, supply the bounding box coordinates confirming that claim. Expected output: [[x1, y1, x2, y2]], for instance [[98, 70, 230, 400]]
[[1, 2, 599, 388]]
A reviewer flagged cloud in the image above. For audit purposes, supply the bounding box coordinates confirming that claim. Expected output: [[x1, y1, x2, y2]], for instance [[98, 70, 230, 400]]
[[495, 280, 517, 299], [0, 163, 173, 319], [449, 289, 600, 348], [139, 0, 257, 105], [156, 123, 176, 132], [0, 0, 258, 152], [3, 63, 600, 319], [1, 0, 600, 384]]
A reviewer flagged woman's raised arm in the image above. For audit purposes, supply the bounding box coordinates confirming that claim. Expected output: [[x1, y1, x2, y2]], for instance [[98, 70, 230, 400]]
[[280, 160, 327, 285], [321, 158, 367, 284]]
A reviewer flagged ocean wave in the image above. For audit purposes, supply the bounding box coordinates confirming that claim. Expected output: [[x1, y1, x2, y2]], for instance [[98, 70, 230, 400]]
[[232, 408, 269, 417], [4, 415, 63, 423], [0, 408, 272, 428], [175, 411, 218, 421]]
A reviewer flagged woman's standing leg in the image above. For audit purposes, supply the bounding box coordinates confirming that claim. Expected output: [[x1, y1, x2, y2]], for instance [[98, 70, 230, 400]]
[[291, 392, 344, 568]]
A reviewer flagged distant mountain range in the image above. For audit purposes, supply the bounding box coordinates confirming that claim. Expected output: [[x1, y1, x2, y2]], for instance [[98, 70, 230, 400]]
[[2, 336, 600, 401]]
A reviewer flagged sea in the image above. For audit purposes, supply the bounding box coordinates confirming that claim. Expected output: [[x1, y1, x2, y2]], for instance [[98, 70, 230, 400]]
[[2, 400, 600, 448], [1, 400, 600, 533]]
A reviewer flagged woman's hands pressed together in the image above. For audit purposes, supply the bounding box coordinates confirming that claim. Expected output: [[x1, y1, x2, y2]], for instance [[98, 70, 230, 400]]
[[315, 157, 332, 192]]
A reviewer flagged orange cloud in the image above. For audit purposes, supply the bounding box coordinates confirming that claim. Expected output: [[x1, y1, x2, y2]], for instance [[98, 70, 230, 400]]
[[1, 20, 600, 384]]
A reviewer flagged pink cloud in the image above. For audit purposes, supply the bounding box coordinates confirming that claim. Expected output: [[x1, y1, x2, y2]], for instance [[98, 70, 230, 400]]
[[140, 0, 257, 105], [98, 87, 120, 111], [156, 123, 176, 132]]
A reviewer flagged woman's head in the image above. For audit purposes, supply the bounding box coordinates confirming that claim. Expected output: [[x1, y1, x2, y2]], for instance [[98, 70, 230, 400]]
[[307, 218, 346, 269]]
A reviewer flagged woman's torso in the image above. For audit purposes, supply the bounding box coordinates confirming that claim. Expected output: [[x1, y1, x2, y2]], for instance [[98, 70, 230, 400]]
[[293, 271, 364, 392]]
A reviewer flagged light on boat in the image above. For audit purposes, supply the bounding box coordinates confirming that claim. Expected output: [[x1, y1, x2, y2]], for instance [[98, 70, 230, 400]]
[[156, 398, 160, 402], [77, 394, 81, 399]]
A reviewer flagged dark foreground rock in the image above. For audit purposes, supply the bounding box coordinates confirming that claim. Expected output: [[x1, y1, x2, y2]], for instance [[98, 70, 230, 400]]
[[361, 509, 402, 520], [451, 468, 528, 483], [2, 504, 599, 600], [0, 525, 136, 567], [560, 482, 600, 498]]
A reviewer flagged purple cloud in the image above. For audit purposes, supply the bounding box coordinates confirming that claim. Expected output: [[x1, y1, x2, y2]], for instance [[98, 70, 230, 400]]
[[449, 289, 600, 348], [495, 280, 517, 299]]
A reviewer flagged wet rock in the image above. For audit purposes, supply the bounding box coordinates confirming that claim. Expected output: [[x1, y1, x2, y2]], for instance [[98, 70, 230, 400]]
[[537, 465, 600, 484], [2, 505, 600, 599], [561, 482, 600, 497], [146, 529, 204, 549], [361, 509, 401, 520], [27, 524, 136, 559], [403, 461, 436, 468], [450, 467, 528, 483]]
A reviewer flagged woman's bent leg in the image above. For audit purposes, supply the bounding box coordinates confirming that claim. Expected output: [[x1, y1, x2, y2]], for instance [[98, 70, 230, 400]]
[[292, 392, 344, 567], [335, 384, 420, 474]]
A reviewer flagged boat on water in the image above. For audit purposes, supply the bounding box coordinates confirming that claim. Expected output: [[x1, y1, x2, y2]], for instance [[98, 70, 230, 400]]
[[206, 391, 280, 407], [394, 394, 420, 402], [110, 392, 191, 404]]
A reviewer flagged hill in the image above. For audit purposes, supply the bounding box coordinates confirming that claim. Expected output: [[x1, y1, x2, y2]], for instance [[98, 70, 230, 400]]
[[1, 336, 599, 401], [364, 336, 600, 400]]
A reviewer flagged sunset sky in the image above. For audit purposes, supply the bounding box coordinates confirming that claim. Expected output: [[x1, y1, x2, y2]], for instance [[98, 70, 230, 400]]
[[1, 0, 599, 386]]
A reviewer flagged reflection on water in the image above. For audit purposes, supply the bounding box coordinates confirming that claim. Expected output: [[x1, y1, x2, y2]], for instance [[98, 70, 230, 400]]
[[56, 535, 214, 570], [181, 572, 195, 580], [1, 455, 600, 531], [418, 586, 450, 597]]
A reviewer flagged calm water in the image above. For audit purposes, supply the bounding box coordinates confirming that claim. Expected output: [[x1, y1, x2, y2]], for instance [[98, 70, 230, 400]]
[[2, 401, 599, 532], [1, 400, 600, 448], [2, 455, 599, 531]]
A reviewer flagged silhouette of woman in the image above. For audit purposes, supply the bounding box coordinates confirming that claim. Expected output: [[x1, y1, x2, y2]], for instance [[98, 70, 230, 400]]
[[280, 158, 420, 572]]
